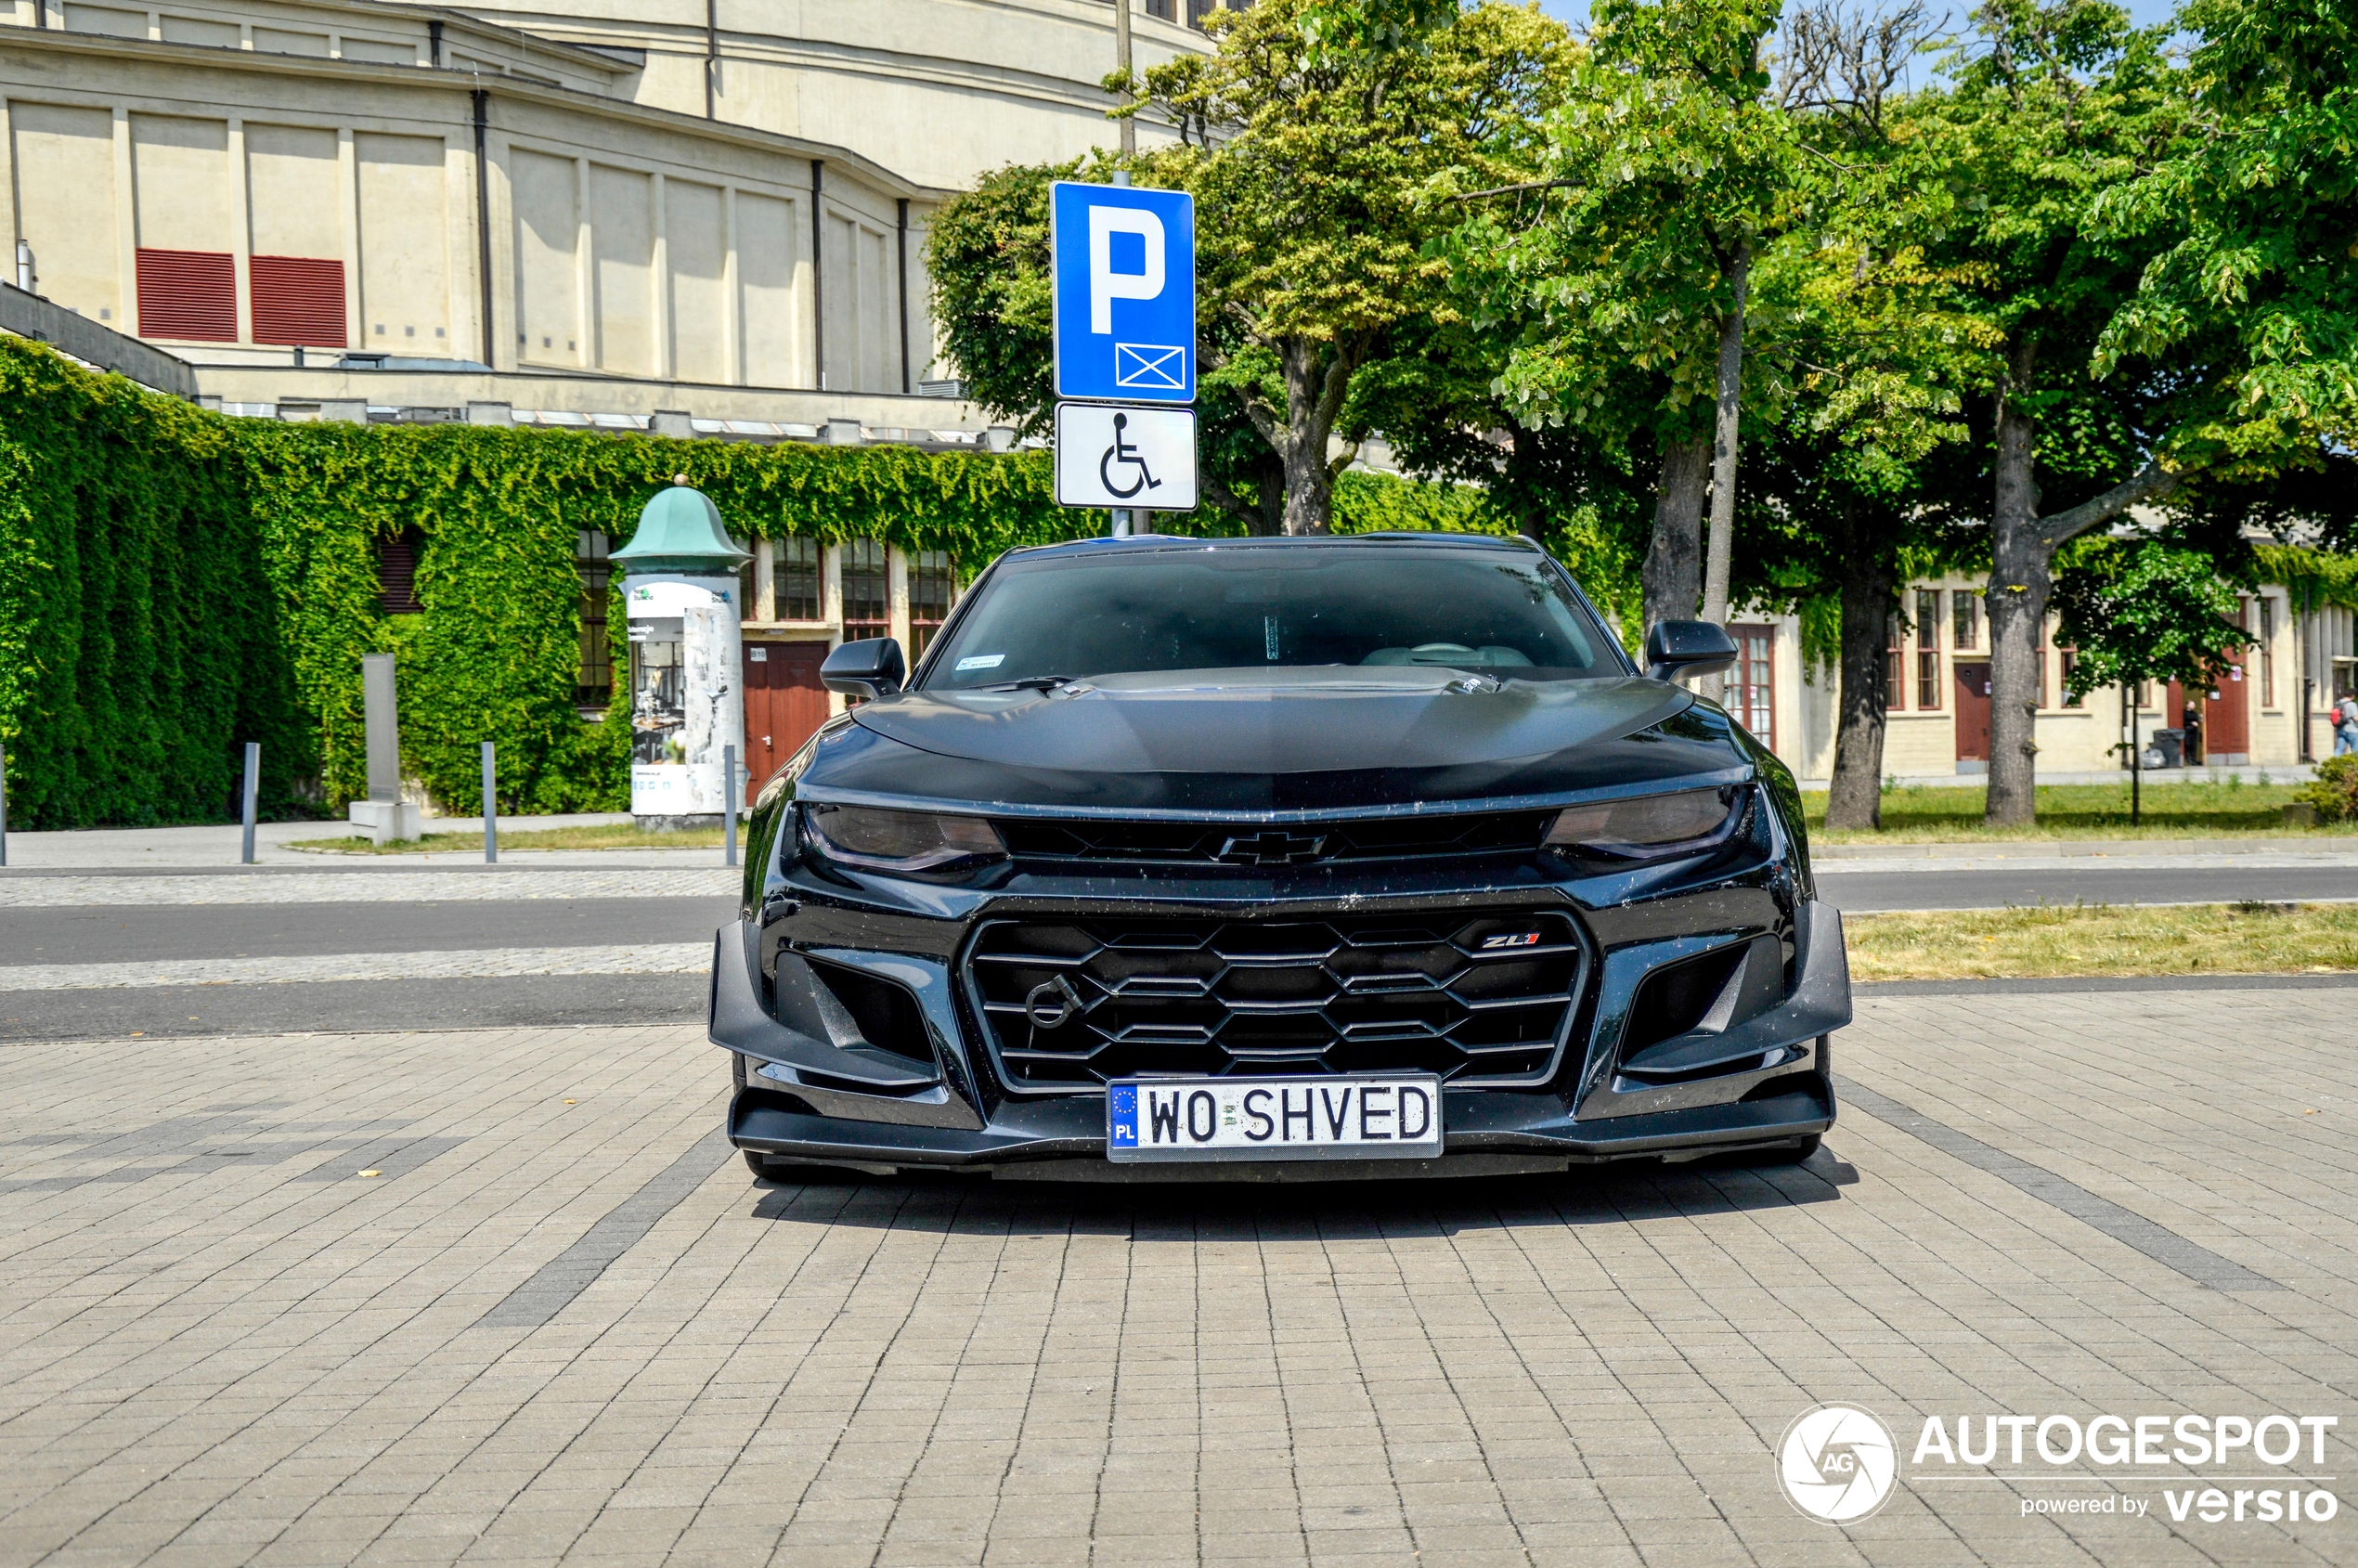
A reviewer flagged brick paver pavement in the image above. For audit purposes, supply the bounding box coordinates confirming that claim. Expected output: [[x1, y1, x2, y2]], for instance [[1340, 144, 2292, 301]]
[[0, 990, 2350, 1567]]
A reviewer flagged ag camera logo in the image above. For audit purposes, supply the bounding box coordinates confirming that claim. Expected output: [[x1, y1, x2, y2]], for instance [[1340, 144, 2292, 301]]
[[1779, 1404, 1899, 1523]]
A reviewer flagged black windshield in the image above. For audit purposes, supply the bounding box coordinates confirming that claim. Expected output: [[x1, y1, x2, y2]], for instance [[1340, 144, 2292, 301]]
[[922, 544, 1627, 690]]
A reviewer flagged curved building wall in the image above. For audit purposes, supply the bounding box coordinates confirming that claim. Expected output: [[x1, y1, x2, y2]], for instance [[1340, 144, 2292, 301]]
[[2, 0, 1221, 421], [446, 0, 1222, 190]]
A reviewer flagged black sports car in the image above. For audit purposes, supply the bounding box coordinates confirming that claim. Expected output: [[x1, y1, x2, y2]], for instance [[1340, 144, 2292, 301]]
[[713, 532, 1847, 1181]]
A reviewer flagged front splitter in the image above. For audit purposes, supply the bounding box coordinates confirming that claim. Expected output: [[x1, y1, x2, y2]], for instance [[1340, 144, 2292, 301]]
[[730, 1083, 1833, 1178]]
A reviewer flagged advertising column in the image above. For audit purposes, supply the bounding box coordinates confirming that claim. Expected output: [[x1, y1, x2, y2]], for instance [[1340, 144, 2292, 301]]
[[610, 480, 752, 826]]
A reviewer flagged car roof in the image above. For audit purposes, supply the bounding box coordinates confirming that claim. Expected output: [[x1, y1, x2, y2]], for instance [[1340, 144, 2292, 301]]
[[1006, 531, 1544, 560]]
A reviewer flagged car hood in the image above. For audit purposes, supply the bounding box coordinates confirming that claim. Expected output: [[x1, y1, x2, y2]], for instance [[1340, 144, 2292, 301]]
[[813, 667, 1743, 813]]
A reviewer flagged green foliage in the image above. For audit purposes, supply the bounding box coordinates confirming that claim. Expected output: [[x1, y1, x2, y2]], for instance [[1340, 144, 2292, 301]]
[[1898, 0, 2191, 503], [2295, 755, 2358, 823], [1443, 0, 1789, 446], [1134, 0, 1570, 532], [0, 336, 1576, 828], [2257, 541, 2358, 615], [2092, 0, 2358, 472], [0, 339, 304, 829], [2052, 538, 2253, 699]]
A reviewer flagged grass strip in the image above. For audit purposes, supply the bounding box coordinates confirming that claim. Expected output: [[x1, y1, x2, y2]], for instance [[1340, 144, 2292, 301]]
[[289, 823, 725, 854], [1846, 901, 2358, 981], [1804, 780, 2349, 842]]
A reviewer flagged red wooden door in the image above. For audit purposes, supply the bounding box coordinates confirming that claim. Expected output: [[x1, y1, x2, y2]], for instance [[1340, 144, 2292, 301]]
[[743, 641, 831, 797], [2204, 651, 2251, 759], [1953, 662, 1991, 760]]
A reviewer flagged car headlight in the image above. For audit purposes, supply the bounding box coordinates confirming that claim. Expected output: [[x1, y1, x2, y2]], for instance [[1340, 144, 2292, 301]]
[[1544, 787, 1742, 861], [802, 804, 1006, 873]]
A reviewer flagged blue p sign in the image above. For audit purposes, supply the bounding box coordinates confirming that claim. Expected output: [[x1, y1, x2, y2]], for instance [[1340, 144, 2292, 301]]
[[1051, 181, 1196, 404]]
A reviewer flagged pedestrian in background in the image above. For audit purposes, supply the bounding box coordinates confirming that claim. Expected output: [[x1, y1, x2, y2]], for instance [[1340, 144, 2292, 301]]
[[2335, 693, 2358, 755]]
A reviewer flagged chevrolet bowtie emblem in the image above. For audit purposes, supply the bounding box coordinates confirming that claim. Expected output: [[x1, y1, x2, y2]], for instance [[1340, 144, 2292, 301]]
[[1217, 831, 1328, 866]]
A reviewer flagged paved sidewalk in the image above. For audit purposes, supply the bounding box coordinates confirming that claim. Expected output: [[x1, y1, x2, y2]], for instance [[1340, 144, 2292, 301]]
[[0, 869, 742, 907], [0, 990, 2349, 1567], [0, 815, 724, 872]]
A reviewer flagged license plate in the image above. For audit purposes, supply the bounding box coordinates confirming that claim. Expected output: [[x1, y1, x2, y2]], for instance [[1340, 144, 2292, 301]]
[[1106, 1075, 1443, 1163]]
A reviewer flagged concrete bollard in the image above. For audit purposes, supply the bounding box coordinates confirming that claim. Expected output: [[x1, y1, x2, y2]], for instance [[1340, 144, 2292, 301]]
[[240, 742, 260, 865], [723, 745, 739, 868], [481, 741, 499, 864]]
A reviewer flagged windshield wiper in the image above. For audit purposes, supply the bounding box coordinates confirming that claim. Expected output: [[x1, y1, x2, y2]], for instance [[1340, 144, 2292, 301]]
[[988, 674, 1078, 693]]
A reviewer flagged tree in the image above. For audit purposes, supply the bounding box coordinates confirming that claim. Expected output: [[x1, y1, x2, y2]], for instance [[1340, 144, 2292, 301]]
[[2053, 537, 2253, 817], [1900, 0, 2193, 825], [1445, 0, 1791, 672], [1133, 0, 1572, 534], [1747, 0, 1983, 828]]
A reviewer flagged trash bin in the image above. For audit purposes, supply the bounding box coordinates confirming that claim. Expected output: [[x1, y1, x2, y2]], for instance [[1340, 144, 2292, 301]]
[[2144, 728, 2183, 770]]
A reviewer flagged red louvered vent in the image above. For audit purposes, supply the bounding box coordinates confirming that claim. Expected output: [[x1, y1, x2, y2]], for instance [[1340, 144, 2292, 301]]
[[135, 248, 237, 342], [378, 526, 425, 616], [250, 255, 346, 347]]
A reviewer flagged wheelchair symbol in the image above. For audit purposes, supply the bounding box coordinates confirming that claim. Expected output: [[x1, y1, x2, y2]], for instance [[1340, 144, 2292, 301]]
[[1098, 412, 1163, 500]]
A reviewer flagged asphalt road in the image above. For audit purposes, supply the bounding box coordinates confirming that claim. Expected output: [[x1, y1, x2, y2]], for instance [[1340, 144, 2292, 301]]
[[1818, 862, 2358, 911], [0, 897, 743, 965]]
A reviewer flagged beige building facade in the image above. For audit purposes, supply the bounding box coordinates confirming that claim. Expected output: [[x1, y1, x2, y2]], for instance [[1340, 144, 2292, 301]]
[[1727, 577, 2338, 786]]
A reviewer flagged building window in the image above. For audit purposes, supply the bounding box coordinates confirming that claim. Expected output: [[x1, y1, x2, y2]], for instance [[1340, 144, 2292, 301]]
[[779, 537, 822, 622], [736, 538, 757, 623], [2259, 596, 2275, 706], [1953, 590, 1978, 651], [1731, 625, 1775, 751], [1916, 590, 1941, 709], [376, 525, 426, 616], [136, 248, 236, 342], [1145, 0, 1174, 17], [842, 538, 890, 642], [2061, 648, 2080, 706], [1885, 613, 1904, 708], [577, 530, 612, 707], [910, 551, 955, 658], [249, 255, 346, 347]]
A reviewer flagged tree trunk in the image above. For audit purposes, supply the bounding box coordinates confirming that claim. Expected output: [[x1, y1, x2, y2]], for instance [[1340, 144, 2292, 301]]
[[1280, 437, 1334, 536], [1985, 341, 2045, 827], [1507, 430, 1548, 544], [1826, 518, 1896, 831], [1261, 338, 1354, 536], [1252, 461, 1284, 537], [1696, 236, 1752, 706], [1642, 434, 1711, 648]]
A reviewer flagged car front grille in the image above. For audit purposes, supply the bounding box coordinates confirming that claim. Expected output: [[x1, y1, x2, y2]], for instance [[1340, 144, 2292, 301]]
[[992, 811, 1555, 867], [965, 909, 1585, 1089]]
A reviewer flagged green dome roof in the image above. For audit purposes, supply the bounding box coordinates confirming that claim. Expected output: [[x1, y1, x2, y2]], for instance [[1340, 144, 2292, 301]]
[[610, 481, 752, 573]]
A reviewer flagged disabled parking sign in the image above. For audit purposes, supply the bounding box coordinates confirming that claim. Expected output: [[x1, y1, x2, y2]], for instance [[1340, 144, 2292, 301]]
[[1054, 403, 1198, 511], [1051, 181, 1195, 404]]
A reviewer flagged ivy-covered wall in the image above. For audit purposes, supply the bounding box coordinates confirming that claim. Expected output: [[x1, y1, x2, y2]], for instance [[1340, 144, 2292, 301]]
[[0, 341, 305, 829], [0, 338, 1641, 829]]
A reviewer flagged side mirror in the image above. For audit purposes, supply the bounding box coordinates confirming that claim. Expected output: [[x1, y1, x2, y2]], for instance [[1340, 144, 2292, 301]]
[[1643, 620, 1739, 683], [822, 637, 906, 700]]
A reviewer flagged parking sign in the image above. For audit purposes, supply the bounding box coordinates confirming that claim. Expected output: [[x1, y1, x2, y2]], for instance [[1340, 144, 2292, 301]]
[[1051, 181, 1195, 404]]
